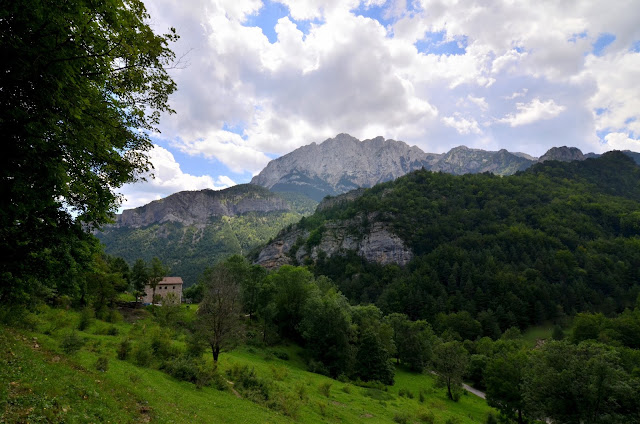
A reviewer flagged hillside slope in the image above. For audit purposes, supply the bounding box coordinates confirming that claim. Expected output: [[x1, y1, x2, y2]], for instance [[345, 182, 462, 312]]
[[97, 185, 314, 286], [256, 152, 640, 328]]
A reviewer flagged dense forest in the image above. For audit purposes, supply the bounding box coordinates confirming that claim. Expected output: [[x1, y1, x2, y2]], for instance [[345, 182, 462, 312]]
[[272, 152, 640, 338]]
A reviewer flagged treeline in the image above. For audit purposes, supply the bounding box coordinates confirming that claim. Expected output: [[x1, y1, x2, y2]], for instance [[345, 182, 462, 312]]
[[287, 152, 640, 335]]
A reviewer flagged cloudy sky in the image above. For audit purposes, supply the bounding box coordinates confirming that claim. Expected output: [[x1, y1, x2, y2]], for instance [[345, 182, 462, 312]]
[[118, 0, 640, 211]]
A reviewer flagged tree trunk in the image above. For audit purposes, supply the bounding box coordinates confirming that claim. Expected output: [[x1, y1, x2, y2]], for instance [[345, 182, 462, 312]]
[[212, 345, 220, 363], [518, 408, 523, 424], [447, 378, 453, 400]]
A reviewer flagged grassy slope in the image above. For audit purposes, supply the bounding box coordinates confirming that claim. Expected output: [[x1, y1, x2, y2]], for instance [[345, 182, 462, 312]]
[[1, 308, 493, 423]]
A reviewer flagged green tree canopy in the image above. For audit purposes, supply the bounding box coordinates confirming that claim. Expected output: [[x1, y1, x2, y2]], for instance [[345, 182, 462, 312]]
[[0, 0, 177, 304]]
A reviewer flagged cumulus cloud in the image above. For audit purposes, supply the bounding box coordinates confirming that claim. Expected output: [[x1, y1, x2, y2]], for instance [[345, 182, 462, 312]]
[[442, 114, 482, 135], [603, 132, 640, 152], [117, 145, 235, 211], [498, 98, 566, 127], [135, 0, 640, 193]]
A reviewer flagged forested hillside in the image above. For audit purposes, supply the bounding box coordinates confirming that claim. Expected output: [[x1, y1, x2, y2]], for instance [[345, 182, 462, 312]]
[[259, 152, 640, 335]]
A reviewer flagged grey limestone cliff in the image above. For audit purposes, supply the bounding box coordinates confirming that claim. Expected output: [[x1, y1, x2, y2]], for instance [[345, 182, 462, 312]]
[[251, 133, 438, 201], [114, 185, 291, 228], [255, 212, 412, 269]]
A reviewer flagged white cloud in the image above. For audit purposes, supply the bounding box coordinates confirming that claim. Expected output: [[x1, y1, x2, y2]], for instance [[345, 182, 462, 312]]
[[442, 114, 482, 135], [173, 130, 271, 174], [498, 98, 566, 127], [603, 132, 640, 152], [117, 145, 235, 211], [467, 95, 488, 111], [138, 0, 640, 185], [503, 88, 528, 100]]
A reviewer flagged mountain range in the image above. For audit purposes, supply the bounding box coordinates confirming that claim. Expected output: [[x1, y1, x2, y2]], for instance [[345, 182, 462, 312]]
[[250, 133, 639, 201], [98, 133, 640, 285]]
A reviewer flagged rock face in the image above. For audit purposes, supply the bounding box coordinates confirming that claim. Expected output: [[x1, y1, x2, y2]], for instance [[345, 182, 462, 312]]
[[255, 213, 413, 269], [250, 134, 543, 201], [431, 146, 534, 175], [538, 146, 585, 163], [114, 185, 291, 228], [251, 134, 439, 201]]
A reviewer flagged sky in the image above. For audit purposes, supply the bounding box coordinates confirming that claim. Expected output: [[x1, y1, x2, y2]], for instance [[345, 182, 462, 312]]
[[118, 0, 640, 211]]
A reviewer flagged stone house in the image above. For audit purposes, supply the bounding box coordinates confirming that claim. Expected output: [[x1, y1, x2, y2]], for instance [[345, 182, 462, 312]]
[[141, 276, 183, 304]]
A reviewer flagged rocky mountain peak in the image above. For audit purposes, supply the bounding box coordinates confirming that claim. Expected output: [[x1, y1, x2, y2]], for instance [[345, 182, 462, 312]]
[[113, 185, 291, 228], [539, 146, 585, 163]]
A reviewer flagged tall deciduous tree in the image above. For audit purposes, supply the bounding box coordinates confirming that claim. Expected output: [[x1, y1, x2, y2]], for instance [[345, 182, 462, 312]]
[[148, 257, 169, 304], [131, 259, 149, 305], [485, 350, 529, 424], [0, 0, 177, 304], [196, 263, 244, 363], [433, 341, 469, 401]]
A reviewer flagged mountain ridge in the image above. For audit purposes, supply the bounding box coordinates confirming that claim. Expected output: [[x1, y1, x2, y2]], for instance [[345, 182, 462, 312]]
[[250, 134, 639, 201]]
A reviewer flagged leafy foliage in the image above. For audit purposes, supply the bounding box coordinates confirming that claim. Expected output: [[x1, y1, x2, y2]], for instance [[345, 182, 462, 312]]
[[1, 0, 178, 305]]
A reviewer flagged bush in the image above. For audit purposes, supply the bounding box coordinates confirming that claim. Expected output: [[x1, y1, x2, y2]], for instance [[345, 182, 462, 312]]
[[268, 392, 301, 419], [95, 356, 109, 372], [417, 409, 435, 423], [60, 331, 85, 354], [270, 365, 289, 381], [486, 412, 498, 424], [419, 391, 425, 403], [318, 381, 332, 397], [105, 309, 123, 323], [342, 385, 352, 394], [227, 364, 271, 402], [295, 383, 308, 401], [445, 417, 462, 424], [117, 338, 132, 360], [271, 350, 289, 361], [398, 388, 414, 398], [162, 356, 201, 383], [393, 411, 411, 424], [78, 307, 94, 331], [132, 342, 153, 367], [45, 309, 72, 335]]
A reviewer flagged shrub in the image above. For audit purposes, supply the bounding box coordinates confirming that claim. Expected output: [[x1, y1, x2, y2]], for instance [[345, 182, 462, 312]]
[[105, 309, 123, 323], [417, 409, 435, 423], [117, 338, 132, 360], [227, 364, 271, 402], [295, 383, 308, 401], [318, 381, 332, 397], [271, 350, 289, 361], [342, 385, 352, 394], [78, 307, 94, 331], [45, 309, 72, 335], [95, 356, 109, 372], [268, 392, 301, 419], [60, 331, 85, 354], [419, 391, 425, 403], [398, 388, 414, 398], [132, 342, 153, 367], [445, 417, 462, 424], [393, 411, 411, 424], [486, 412, 498, 424], [162, 356, 199, 382], [270, 365, 289, 381]]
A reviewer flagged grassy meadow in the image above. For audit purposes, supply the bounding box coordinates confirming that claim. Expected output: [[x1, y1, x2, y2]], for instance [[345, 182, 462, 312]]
[[0, 305, 494, 423]]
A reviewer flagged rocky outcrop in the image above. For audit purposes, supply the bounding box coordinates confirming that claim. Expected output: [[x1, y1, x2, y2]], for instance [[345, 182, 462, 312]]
[[114, 184, 291, 228], [255, 214, 412, 269], [538, 146, 585, 163], [431, 146, 535, 175], [251, 134, 439, 201]]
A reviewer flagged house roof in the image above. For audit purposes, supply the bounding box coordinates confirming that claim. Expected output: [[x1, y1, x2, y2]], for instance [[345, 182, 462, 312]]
[[159, 277, 183, 285]]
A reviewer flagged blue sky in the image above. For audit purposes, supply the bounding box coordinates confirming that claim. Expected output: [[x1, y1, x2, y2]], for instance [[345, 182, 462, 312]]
[[119, 0, 640, 211]]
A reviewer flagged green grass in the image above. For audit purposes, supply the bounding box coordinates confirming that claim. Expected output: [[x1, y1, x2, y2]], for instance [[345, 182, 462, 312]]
[[1, 307, 495, 423]]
